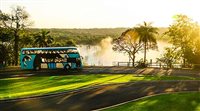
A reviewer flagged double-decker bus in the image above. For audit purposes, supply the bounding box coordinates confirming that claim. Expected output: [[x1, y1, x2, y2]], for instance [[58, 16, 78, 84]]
[[20, 47, 83, 70]]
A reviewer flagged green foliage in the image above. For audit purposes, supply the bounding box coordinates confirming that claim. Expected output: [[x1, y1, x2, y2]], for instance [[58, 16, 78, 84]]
[[193, 64, 200, 69], [0, 28, 13, 43], [0, 28, 14, 66], [112, 29, 143, 66], [25, 28, 167, 47], [0, 44, 15, 66], [0, 45, 5, 66], [65, 39, 77, 47], [192, 40, 200, 64], [0, 6, 31, 65], [113, 22, 159, 67], [165, 14, 200, 66], [134, 22, 158, 63], [104, 92, 200, 111], [34, 30, 54, 47], [29, 28, 127, 46], [136, 59, 148, 68], [157, 47, 181, 68], [19, 30, 34, 48], [52, 39, 77, 47]]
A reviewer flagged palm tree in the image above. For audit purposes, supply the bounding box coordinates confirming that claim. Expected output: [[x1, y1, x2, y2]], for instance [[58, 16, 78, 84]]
[[19, 32, 34, 48], [34, 30, 54, 47], [134, 22, 158, 64]]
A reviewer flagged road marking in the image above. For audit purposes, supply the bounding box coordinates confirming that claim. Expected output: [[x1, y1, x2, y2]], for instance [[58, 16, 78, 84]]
[[56, 95, 71, 104]]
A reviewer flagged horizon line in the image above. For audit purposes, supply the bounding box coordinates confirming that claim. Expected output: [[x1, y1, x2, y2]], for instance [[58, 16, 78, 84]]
[[28, 27, 169, 29]]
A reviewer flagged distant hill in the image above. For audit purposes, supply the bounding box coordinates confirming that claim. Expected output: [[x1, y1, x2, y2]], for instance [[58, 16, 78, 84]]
[[28, 27, 168, 45]]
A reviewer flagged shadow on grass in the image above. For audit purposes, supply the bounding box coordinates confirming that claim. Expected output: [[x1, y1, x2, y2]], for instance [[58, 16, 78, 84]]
[[0, 74, 119, 99], [104, 92, 200, 111], [0, 80, 200, 111]]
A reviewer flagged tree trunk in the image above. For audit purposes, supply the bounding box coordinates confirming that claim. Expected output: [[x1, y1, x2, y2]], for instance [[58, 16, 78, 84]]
[[183, 58, 186, 68], [144, 42, 147, 64], [128, 53, 131, 67], [132, 55, 135, 67], [14, 31, 19, 66], [182, 46, 186, 68]]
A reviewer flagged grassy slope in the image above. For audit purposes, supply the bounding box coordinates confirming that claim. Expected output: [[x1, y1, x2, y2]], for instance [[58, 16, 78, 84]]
[[103, 92, 200, 111], [0, 74, 198, 100]]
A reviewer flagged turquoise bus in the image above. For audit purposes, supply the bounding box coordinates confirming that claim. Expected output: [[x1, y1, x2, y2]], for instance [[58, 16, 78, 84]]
[[20, 47, 83, 70]]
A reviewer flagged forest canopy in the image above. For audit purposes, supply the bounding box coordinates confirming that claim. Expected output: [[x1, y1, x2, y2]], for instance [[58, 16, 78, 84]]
[[27, 27, 168, 45]]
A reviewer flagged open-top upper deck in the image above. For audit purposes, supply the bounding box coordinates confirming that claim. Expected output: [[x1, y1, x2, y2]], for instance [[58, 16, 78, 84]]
[[21, 47, 77, 51], [20, 47, 79, 55]]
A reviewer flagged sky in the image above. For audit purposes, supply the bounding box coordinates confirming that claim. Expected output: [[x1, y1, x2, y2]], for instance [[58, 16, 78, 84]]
[[1, 0, 200, 28]]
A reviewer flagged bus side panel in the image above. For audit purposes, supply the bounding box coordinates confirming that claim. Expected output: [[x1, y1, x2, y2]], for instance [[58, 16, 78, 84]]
[[71, 63, 76, 69], [20, 55, 36, 69], [62, 62, 78, 69], [67, 53, 80, 58], [67, 53, 83, 69], [47, 63, 56, 69]]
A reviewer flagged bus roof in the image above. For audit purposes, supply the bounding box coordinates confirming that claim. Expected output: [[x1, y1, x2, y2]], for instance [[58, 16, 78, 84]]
[[21, 47, 77, 51]]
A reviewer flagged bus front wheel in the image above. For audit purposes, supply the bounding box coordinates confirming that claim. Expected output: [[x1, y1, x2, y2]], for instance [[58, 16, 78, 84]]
[[64, 64, 71, 71], [34, 65, 41, 71]]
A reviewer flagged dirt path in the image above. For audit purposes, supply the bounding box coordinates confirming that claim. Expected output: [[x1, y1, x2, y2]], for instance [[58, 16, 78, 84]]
[[0, 81, 199, 111]]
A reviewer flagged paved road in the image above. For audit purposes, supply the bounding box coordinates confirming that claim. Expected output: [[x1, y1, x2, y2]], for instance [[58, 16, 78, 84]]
[[0, 81, 200, 111]]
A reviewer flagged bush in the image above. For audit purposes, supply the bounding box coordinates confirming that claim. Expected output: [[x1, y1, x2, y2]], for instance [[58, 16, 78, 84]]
[[136, 62, 148, 68], [192, 64, 200, 69]]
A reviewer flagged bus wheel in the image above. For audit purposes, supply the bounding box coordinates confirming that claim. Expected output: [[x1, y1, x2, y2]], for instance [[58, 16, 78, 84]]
[[64, 64, 71, 71], [34, 65, 41, 71]]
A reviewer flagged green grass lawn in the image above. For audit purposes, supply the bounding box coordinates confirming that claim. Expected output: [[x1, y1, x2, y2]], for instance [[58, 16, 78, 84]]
[[103, 92, 200, 111], [0, 74, 199, 100]]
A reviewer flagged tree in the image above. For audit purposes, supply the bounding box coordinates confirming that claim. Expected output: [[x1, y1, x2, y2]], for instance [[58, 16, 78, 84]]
[[134, 22, 158, 64], [51, 42, 64, 47], [52, 39, 76, 47], [0, 28, 13, 66], [192, 40, 200, 69], [0, 28, 12, 44], [65, 39, 77, 47], [0, 6, 31, 65], [34, 30, 54, 47], [165, 14, 199, 67], [113, 29, 143, 67], [193, 40, 200, 64], [19, 31, 34, 48], [157, 47, 181, 68]]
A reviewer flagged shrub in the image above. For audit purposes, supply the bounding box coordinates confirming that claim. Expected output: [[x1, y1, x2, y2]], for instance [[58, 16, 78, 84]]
[[192, 64, 200, 69]]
